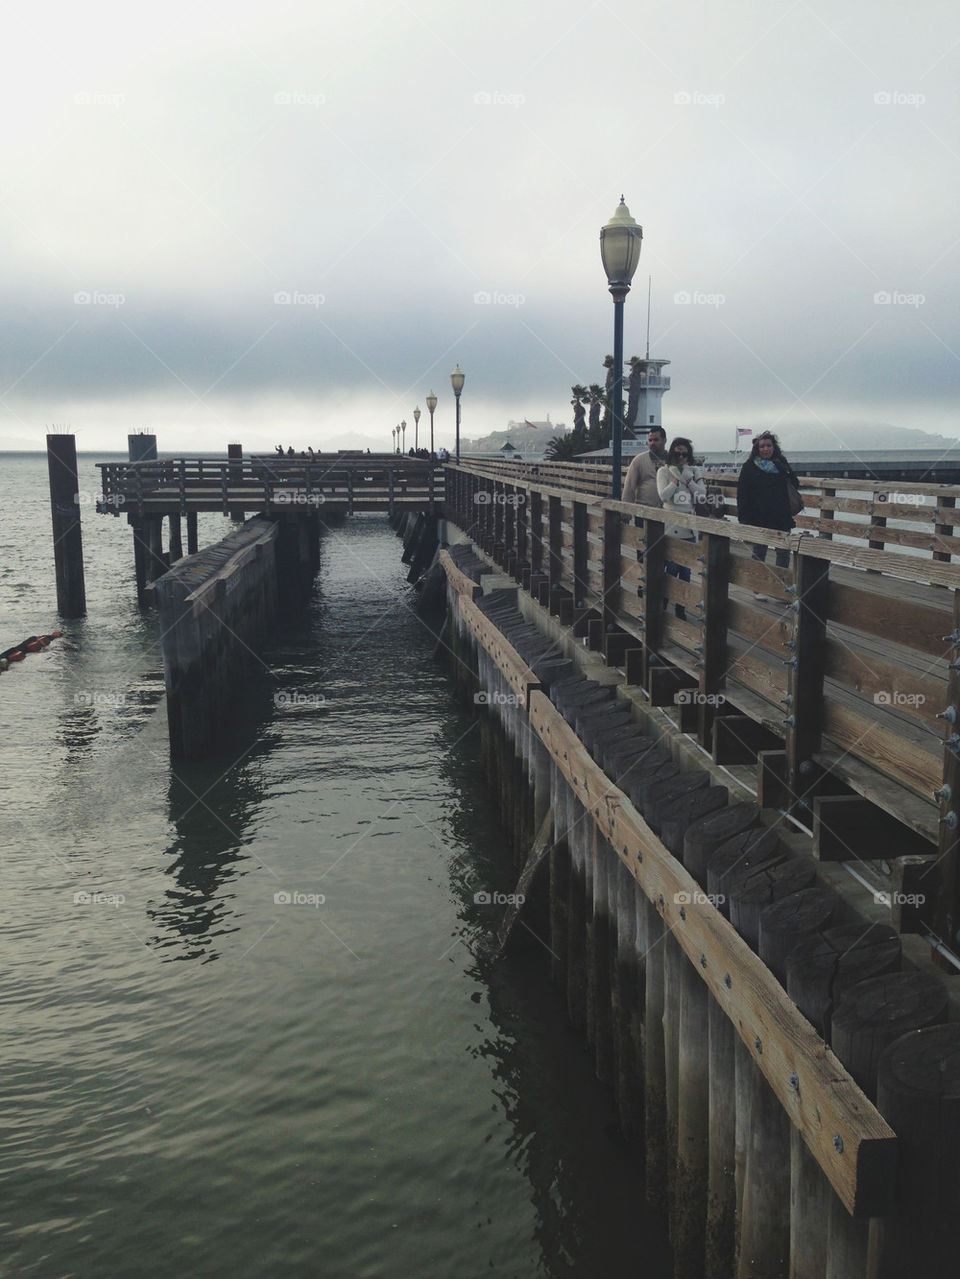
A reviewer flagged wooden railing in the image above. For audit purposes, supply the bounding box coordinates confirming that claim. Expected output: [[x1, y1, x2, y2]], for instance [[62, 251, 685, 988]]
[[95, 454, 444, 516], [454, 458, 960, 561], [445, 459, 960, 952]]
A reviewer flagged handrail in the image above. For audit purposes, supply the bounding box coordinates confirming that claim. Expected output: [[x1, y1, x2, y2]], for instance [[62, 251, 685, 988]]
[[443, 459, 959, 942]]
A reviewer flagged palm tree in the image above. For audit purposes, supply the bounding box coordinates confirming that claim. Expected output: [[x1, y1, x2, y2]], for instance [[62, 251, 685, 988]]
[[570, 384, 588, 433]]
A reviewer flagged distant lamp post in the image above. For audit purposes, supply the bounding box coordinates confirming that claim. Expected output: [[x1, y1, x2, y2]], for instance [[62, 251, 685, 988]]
[[600, 196, 643, 499], [413, 406, 421, 452], [401, 419, 407, 452], [425, 390, 438, 455], [450, 365, 465, 462], [391, 426, 396, 452]]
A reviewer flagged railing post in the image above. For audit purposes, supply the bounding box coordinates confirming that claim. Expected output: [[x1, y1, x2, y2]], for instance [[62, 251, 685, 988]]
[[935, 494, 955, 565], [530, 489, 544, 581], [820, 484, 835, 540], [698, 529, 730, 748], [573, 500, 588, 608], [602, 507, 622, 628], [641, 514, 665, 684], [548, 495, 563, 589], [935, 590, 960, 963], [785, 547, 830, 811]]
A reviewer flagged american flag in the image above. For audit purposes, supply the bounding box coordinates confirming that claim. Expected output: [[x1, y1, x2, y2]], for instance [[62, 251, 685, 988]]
[[737, 428, 752, 437]]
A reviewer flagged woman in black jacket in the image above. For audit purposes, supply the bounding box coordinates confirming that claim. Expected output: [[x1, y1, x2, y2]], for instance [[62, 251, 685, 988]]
[[737, 431, 798, 569]]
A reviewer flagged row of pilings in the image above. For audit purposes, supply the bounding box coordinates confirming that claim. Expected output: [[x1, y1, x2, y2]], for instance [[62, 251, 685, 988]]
[[436, 541, 960, 1279]]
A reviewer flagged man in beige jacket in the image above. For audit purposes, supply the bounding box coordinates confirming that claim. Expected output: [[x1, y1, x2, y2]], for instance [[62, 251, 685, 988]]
[[622, 427, 667, 507]]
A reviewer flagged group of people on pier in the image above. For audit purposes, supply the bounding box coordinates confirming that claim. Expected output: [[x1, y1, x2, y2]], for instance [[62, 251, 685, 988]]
[[622, 427, 800, 605]]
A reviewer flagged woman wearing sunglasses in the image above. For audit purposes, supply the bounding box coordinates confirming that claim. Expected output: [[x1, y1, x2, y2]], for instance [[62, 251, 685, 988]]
[[656, 437, 706, 619]]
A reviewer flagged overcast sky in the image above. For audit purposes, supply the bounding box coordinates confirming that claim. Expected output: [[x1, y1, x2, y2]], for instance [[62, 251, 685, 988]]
[[1, 0, 958, 453]]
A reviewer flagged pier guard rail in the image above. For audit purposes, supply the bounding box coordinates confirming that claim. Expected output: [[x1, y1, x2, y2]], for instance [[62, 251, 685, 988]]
[[443, 459, 960, 959], [96, 454, 444, 516], [463, 457, 960, 561]]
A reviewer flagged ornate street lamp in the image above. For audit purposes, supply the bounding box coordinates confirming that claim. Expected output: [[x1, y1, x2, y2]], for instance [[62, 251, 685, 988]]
[[450, 365, 465, 462], [600, 196, 643, 500], [401, 419, 407, 452], [413, 406, 421, 452], [391, 426, 396, 452], [425, 390, 437, 456]]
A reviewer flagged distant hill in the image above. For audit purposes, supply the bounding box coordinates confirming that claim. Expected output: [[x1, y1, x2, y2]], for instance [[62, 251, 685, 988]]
[[462, 418, 569, 453], [699, 422, 960, 452]]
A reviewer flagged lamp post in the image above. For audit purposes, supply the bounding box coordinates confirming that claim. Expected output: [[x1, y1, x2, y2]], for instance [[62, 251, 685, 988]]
[[391, 426, 396, 453], [450, 365, 465, 462], [401, 419, 407, 453], [425, 390, 437, 456], [600, 197, 643, 500], [413, 406, 421, 452]]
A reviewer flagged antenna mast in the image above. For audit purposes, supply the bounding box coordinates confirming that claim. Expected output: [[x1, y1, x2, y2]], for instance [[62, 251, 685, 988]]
[[645, 276, 652, 359]]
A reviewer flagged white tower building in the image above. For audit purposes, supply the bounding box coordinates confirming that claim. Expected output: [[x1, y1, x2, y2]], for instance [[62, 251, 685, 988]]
[[629, 357, 671, 435]]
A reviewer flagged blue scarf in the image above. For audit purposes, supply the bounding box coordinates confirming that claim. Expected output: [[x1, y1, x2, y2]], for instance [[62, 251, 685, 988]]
[[754, 458, 779, 473]]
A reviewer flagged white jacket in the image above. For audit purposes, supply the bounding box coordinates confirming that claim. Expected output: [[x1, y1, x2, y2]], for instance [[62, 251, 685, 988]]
[[657, 463, 706, 540]]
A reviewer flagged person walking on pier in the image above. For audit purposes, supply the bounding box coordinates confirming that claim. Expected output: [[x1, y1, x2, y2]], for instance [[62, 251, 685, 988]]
[[657, 437, 706, 619], [736, 430, 797, 574], [622, 426, 668, 507]]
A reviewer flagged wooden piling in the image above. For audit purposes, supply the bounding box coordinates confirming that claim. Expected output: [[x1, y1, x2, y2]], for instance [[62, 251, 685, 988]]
[[868, 1024, 960, 1277], [46, 433, 86, 617]]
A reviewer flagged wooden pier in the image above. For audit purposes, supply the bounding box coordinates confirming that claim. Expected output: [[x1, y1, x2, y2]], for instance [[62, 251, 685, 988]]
[[437, 457, 960, 1278]]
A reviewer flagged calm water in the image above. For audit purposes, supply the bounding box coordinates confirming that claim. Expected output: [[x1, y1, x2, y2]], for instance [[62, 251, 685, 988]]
[[0, 454, 669, 1278]]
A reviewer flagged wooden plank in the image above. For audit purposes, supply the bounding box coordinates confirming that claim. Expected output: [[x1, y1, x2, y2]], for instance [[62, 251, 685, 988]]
[[821, 699, 942, 799], [726, 647, 789, 702], [823, 637, 944, 729], [526, 689, 896, 1217], [827, 580, 949, 657], [729, 555, 792, 599]]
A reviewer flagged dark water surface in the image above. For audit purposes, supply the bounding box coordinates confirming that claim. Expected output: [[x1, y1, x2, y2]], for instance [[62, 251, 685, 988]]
[[0, 455, 669, 1277]]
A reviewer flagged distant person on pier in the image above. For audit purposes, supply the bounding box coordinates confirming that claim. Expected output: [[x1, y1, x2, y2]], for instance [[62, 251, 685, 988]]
[[657, 437, 706, 620], [622, 426, 668, 507], [275, 444, 284, 456], [736, 430, 797, 574], [286, 446, 295, 456]]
